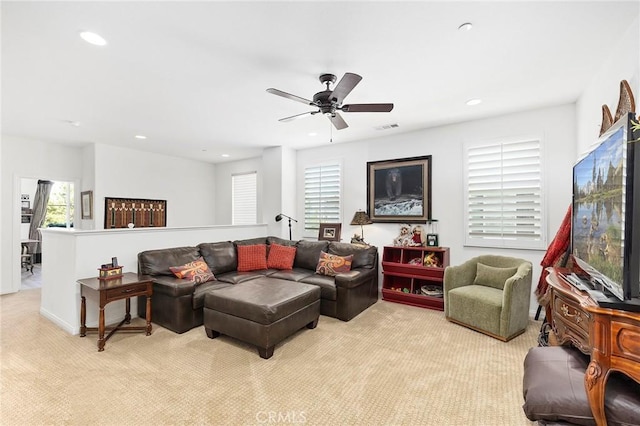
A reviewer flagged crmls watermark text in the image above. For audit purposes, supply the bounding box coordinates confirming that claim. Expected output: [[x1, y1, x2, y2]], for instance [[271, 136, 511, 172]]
[[255, 411, 307, 424]]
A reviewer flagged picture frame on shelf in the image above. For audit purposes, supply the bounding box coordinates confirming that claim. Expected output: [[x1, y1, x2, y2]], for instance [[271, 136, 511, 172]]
[[81, 191, 93, 220], [367, 155, 432, 223], [318, 223, 342, 242]]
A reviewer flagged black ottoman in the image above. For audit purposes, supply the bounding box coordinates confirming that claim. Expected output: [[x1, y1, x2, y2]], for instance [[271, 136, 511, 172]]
[[203, 277, 321, 359], [522, 346, 640, 425]]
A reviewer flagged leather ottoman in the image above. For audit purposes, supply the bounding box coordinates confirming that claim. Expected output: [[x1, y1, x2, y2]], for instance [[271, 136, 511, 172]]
[[203, 277, 321, 359]]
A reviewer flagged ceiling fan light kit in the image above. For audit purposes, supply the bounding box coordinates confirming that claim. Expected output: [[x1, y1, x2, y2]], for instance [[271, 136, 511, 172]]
[[266, 72, 394, 130]]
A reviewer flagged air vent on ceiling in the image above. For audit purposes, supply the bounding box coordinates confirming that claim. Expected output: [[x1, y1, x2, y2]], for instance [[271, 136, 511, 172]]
[[374, 123, 399, 131]]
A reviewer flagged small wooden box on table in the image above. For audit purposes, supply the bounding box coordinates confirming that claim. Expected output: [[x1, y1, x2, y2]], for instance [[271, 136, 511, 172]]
[[381, 246, 450, 310], [78, 272, 153, 352]]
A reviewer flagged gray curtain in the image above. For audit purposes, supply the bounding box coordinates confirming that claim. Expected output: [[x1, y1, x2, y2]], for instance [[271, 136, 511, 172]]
[[28, 180, 54, 255]]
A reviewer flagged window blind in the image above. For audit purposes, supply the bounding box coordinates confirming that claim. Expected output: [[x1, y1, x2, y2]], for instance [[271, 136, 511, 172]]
[[304, 163, 341, 234], [465, 139, 545, 249], [232, 172, 257, 225]]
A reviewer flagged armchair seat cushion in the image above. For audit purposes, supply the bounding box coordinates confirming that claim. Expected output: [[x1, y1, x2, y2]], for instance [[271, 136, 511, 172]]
[[447, 285, 503, 336]]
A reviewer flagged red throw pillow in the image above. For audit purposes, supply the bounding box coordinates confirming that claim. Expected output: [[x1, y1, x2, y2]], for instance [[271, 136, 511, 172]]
[[237, 244, 268, 272], [169, 257, 215, 284], [267, 243, 297, 270], [316, 251, 353, 277]]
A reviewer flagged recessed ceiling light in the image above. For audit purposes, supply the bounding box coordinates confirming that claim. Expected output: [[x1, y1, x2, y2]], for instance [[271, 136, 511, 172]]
[[134, 135, 147, 140], [79, 31, 107, 46], [466, 98, 482, 106], [308, 132, 318, 137], [458, 23, 473, 31], [221, 154, 230, 158]]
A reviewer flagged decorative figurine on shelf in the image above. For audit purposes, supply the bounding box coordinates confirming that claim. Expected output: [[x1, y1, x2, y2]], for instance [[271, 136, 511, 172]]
[[410, 225, 426, 247], [393, 224, 413, 246], [423, 252, 441, 268], [351, 234, 365, 244]]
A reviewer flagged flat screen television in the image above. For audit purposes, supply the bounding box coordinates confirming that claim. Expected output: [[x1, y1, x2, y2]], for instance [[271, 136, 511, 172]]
[[571, 112, 640, 305]]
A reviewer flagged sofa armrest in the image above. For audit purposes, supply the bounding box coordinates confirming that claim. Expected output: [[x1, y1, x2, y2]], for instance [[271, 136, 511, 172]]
[[335, 267, 376, 289], [141, 274, 196, 298]]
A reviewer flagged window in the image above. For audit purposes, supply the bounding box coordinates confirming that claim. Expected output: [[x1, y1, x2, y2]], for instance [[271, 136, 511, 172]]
[[44, 181, 74, 228], [304, 163, 341, 235], [232, 172, 257, 225], [464, 139, 545, 249]]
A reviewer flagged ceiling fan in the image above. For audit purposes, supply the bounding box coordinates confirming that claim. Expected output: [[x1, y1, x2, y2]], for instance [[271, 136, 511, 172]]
[[266, 72, 394, 130]]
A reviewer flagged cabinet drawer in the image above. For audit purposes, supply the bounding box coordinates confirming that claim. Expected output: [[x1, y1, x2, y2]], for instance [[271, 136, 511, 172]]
[[552, 292, 591, 350], [105, 283, 149, 300]]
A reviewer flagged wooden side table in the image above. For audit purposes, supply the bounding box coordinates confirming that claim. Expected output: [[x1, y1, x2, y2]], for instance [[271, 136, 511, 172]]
[[78, 272, 153, 351]]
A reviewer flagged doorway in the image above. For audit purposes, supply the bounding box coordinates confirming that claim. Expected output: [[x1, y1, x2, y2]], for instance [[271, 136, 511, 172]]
[[19, 179, 75, 291]]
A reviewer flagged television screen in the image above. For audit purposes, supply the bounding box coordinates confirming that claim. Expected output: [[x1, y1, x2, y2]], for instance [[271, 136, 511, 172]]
[[571, 118, 628, 300]]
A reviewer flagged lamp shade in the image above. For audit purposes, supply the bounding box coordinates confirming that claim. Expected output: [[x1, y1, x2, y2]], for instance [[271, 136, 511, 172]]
[[350, 211, 373, 226]]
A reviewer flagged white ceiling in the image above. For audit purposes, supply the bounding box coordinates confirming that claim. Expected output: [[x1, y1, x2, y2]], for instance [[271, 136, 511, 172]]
[[2, 1, 638, 163]]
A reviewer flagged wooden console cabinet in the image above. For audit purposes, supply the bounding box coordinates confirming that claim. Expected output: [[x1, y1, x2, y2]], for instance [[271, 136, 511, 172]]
[[381, 246, 449, 311], [546, 268, 640, 426]]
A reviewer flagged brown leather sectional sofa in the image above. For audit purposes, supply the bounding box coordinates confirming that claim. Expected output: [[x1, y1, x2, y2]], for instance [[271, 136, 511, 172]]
[[137, 236, 379, 333]]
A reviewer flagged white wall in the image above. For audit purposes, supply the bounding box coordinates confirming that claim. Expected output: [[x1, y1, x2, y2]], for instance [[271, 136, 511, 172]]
[[92, 143, 218, 228], [0, 136, 84, 294], [296, 104, 577, 316], [576, 14, 639, 155]]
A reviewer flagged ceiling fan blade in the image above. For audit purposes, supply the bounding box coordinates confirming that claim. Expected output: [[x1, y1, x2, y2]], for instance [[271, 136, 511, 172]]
[[341, 103, 394, 113], [329, 73, 362, 104], [278, 111, 318, 122], [266, 88, 314, 105], [328, 112, 348, 130]]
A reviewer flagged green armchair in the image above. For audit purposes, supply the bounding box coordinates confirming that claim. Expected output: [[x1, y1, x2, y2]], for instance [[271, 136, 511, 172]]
[[443, 255, 533, 341]]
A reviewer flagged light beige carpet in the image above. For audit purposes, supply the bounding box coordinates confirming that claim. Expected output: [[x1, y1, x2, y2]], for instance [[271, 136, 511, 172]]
[[1, 289, 537, 425]]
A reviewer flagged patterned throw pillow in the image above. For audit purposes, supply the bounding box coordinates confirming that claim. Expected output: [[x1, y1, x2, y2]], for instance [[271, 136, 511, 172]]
[[316, 251, 353, 277], [237, 244, 268, 272], [169, 257, 215, 284], [267, 243, 297, 270]]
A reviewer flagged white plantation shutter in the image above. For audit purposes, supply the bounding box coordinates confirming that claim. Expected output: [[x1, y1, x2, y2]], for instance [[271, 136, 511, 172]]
[[232, 172, 257, 225], [465, 139, 545, 249], [304, 163, 341, 234]]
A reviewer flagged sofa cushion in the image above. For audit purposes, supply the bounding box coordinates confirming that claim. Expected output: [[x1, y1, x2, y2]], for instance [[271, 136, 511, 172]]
[[267, 243, 297, 270], [473, 262, 517, 290], [522, 346, 640, 426], [267, 236, 297, 247], [192, 281, 233, 310], [328, 242, 377, 269], [169, 257, 215, 283], [300, 274, 337, 301], [216, 271, 269, 284], [197, 241, 237, 275], [316, 251, 353, 276], [269, 268, 314, 282], [138, 246, 201, 276], [294, 240, 329, 270], [235, 237, 268, 246], [237, 244, 268, 272]]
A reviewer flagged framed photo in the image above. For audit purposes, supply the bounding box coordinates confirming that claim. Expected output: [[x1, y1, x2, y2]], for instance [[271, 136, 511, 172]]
[[367, 155, 432, 223], [318, 223, 342, 242], [81, 191, 93, 220]]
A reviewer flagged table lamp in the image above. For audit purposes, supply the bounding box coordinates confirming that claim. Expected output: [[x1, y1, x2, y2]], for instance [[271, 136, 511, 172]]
[[350, 210, 373, 244]]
